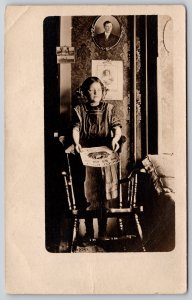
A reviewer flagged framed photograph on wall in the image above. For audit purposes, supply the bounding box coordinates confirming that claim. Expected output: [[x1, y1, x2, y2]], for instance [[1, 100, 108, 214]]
[[56, 46, 75, 63], [91, 15, 123, 51], [92, 60, 123, 100]]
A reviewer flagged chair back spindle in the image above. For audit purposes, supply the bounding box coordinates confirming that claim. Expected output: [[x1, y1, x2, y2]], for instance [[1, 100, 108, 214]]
[[133, 173, 138, 208], [119, 155, 123, 209], [62, 171, 72, 211], [66, 153, 76, 210]]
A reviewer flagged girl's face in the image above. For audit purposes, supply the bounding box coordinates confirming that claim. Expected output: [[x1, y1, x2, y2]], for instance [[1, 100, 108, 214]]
[[87, 82, 103, 105]]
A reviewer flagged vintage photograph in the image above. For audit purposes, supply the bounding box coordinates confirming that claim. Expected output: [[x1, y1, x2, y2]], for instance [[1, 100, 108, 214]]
[[56, 46, 75, 63], [44, 15, 175, 254], [5, 5, 186, 294], [91, 15, 122, 50]]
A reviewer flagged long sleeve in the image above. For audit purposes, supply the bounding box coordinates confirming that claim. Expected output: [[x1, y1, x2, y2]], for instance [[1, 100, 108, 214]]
[[110, 105, 122, 129], [72, 105, 81, 130], [72, 126, 80, 145]]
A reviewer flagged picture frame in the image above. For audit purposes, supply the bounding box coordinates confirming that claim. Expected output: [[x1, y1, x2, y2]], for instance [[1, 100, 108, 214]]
[[56, 46, 75, 63], [91, 15, 123, 51], [92, 60, 123, 100]]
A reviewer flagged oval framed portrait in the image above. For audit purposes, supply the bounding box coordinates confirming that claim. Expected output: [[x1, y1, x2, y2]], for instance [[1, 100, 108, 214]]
[[91, 16, 123, 51]]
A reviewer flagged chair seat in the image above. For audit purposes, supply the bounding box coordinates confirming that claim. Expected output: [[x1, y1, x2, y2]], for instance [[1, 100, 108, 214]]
[[70, 206, 144, 218]]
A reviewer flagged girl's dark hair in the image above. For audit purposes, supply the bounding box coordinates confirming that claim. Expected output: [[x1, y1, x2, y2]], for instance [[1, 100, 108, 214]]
[[80, 76, 105, 97]]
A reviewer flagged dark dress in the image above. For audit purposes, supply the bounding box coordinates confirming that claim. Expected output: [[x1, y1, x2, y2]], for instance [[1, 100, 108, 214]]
[[71, 101, 121, 203], [73, 101, 121, 148], [71, 101, 121, 236]]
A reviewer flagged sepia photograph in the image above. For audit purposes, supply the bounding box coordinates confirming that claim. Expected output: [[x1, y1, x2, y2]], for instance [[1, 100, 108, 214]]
[[56, 46, 75, 63], [92, 15, 122, 50], [44, 14, 176, 253], [5, 5, 186, 294]]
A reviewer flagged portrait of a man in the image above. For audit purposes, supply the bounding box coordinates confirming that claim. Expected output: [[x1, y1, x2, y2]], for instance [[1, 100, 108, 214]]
[[92, 16, 122, 50], [94, 20, 119, 48]]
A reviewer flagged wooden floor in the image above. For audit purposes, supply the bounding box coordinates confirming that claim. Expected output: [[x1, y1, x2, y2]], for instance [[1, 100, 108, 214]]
[[47, 216, 145, 253]]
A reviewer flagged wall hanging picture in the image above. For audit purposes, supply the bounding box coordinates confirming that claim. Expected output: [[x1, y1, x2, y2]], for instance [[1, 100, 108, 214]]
[[56, 46, 75, 63], [91, 15, 122, 51], [92, 60, 123, 100]]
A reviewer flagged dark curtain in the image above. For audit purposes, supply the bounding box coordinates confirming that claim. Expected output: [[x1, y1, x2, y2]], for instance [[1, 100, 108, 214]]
[[129, 15, 158, 167], [44, 17, 68, 251]]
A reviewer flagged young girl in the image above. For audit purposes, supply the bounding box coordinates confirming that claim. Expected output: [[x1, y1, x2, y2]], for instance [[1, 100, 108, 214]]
[[72, 76, 122, 238]]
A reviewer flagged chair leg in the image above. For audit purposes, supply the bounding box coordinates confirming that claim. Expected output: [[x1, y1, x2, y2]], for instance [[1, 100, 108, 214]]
[[98, 208, 108, 238], [71, 217, 79, 252], [117, 218, 124, 236], [134, 213, 146, 252], [84, 218, 94, 238]]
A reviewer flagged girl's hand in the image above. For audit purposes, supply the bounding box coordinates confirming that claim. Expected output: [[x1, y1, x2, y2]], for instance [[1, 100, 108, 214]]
[[75, 143, 82, 153], [112, 139, 120, 152]]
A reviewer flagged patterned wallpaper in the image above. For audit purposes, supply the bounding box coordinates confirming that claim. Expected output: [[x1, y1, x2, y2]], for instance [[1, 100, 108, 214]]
[[71, 16, 132, 176]]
